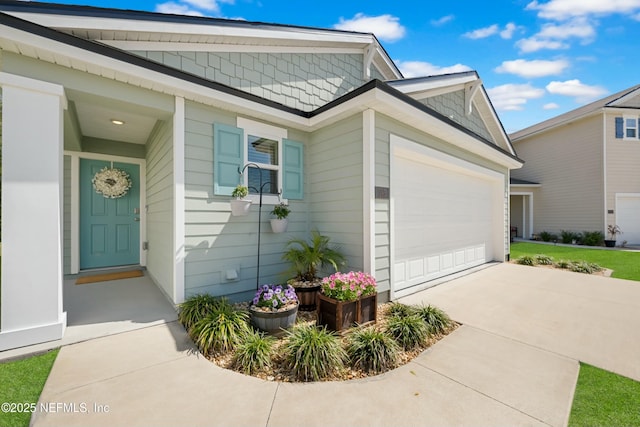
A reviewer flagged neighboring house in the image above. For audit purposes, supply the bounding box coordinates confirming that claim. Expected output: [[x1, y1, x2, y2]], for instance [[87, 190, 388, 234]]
[[0, 1, 522, 351], [510, 84, 640, 245]]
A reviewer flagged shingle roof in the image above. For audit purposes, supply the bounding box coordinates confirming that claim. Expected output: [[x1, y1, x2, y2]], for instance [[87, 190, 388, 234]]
[[510, 84, 640, 141]]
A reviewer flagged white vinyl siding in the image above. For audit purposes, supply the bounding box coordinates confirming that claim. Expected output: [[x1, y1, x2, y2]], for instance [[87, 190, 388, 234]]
[[146, 119, 175, 299], [606, 113, 640, 229], [512, 115, 604, 234], [308, 115, 364, 273]]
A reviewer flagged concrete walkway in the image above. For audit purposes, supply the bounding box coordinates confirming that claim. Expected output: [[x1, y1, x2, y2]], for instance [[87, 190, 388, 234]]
[[30, 263, 640, 427]]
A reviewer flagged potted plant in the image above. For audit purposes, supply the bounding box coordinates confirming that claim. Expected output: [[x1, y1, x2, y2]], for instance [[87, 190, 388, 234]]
[[270, 202, 291, 233], [230, 185, 251, 216], [605, 224, 622, 247], [282, 230, 346, 311], [317, 271, 377, 332], [249, 284, 298, 335]]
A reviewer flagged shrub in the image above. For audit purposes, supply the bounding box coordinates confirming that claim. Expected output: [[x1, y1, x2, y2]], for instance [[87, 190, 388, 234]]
[[555, 259, 571, 269], [535, 254, 554, 265], [386, 314, 430, 350], [232, 329, 275, 375], [386, 302, 416, 318], [516, 255, 536, 266], [283, 324, 346, 381], [569, 261, 603, 274], [413, 304, 452, 335], [560, 230, 580, 244], [178, 294, 222, 331], [539, 231, 557, 242], [347, 327, 400, 374], [190, 300, 250, 354], [582, 231, 604, 246]]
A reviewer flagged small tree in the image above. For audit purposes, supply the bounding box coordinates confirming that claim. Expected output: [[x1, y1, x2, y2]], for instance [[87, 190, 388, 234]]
[[283, 230, 345, 282]]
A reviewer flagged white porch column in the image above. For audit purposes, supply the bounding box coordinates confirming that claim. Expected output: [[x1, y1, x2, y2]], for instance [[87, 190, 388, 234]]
[[0, 73, 67, 351]]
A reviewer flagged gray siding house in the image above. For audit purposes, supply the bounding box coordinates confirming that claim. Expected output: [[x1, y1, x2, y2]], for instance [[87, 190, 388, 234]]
[[0, 1, 522, 350], [510, 85, 640, 245]]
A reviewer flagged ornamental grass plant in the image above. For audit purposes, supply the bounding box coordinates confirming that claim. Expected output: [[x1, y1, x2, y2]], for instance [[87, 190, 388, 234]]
[[283, 324, 346, 381], [190, 300, 250, 354], [385, 314, 430, 350], [178, 293, 222, 330], [232, 329, 275, 375], [346, 326, 400, 374], [413, 304, 452, 335]]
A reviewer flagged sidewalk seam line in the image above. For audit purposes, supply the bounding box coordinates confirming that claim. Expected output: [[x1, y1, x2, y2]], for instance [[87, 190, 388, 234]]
[[417, 362, 554, 427], [265, 382, 280, 427]]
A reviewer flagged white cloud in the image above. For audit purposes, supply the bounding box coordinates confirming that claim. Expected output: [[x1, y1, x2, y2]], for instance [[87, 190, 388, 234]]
[[546, 79, 608, 102], [334, 13, 406, 42], [487, 83, 545, 111], [500, 22, 518, 39], [431, 15, 454, 26], [463, 24, 499, 39], [397, 61, 472, 78], [543, 102, 560, 109], [495, 59, 569, 78], [526, 0, 640, 20], [516, 37, 569, 53], [537, 18, 595, 40], [155, 2, 204, 16]]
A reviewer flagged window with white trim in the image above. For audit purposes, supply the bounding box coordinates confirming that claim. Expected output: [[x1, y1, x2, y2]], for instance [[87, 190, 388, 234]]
[[237, 118, 287, 204], [624, 116, 638, 139]]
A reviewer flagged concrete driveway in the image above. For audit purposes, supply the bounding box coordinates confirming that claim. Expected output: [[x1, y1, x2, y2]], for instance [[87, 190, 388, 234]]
[[400, 262, 640, 382], [30, 263, 640, 427]]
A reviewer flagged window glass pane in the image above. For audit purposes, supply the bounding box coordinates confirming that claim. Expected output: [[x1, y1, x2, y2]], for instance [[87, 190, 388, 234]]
[[248, 168, 278, 195], [627, 128, 637, 138], [626, 118, 637, 128], [248, 135, 278, 165]]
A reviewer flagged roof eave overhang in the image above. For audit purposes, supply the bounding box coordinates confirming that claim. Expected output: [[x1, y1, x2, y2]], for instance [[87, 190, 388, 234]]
[[0, 15, 521, 170], [511, 108, 604, 142]]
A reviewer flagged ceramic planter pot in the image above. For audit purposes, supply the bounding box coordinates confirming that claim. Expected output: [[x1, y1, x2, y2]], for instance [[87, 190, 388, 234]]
[[250, 303, 298, 335], [270, 218, 288, 233], [230, 199, 252, 216], [604, 240, 616, 248]]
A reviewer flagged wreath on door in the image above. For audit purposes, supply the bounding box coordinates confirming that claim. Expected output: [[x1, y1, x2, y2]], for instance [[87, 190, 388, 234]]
[[92, 166, 132, 199]]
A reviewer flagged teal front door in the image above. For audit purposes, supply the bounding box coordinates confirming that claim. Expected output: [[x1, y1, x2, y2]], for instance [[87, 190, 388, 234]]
[[80, 159, 140, 269]]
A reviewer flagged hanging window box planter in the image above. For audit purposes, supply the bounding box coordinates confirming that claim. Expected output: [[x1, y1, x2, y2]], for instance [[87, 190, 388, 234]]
[[316, 293, 377, 332]]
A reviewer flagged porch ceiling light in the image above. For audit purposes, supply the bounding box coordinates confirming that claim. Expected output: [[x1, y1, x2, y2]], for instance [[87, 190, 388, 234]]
[[110, 119, 125, 125]]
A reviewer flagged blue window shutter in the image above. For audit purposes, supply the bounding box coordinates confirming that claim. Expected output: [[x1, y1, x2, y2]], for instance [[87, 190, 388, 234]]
[[282, 139, 304, 200], [615, 117, 624, 138], [213, 123, 244, 196]]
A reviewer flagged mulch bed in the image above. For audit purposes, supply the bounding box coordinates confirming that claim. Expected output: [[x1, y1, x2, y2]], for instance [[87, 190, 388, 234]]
[[205, 303, 458, 382]]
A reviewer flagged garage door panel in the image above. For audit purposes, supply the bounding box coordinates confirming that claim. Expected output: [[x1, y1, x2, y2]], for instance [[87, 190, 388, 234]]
[[393, 149, 501, 295]]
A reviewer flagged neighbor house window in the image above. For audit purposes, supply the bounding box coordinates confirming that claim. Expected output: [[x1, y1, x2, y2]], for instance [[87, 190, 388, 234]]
[[625, 117, 638, 139]]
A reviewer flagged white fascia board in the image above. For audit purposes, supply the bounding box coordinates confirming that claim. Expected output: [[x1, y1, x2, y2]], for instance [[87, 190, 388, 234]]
[[476, 88, 514, 155], [510, 183, 541, 188], [390, 74, 477, 96], [0, 24, 310, 127], [99, 40, 363, 54], [5, 11, 375, 44]]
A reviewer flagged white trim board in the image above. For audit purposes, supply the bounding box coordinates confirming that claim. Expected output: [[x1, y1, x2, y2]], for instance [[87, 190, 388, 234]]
[[64, 150, 147, 274]]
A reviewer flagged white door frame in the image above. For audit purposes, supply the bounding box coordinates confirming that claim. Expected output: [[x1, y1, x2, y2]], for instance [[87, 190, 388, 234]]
[[511, 191, 534, 239], [66, 151, 147, 274]]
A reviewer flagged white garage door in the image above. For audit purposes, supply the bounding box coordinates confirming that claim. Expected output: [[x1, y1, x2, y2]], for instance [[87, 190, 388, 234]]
[[392, 137, 504, 297], [616, 194, 640, 245]]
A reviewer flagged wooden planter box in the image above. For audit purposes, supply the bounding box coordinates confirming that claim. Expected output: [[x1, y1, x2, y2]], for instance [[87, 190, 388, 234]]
[[316, 293, 377, 332]]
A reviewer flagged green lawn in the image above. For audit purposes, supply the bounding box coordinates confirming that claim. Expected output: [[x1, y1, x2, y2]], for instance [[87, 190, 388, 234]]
[[0, 349, 59, 427], [569, 363, 640, 427], [510, 242, 640, 281]]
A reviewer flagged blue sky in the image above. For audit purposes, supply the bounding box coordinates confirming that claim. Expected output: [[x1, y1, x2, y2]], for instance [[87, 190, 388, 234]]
[[49, 0, 640, 133]]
